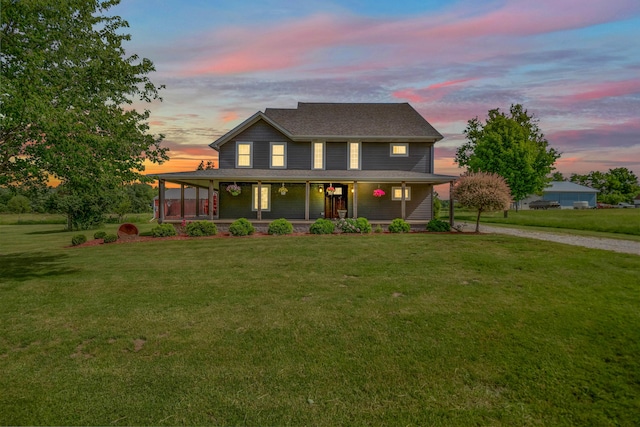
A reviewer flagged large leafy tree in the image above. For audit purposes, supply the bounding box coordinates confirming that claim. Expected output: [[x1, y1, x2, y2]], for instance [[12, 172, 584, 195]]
[[1, 0, 168, 228], [455, 104, 560, 210], [570, 168, 639, 205]]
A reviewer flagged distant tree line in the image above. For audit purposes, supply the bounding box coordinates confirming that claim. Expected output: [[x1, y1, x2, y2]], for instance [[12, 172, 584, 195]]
[[551, 168, 639, 204], [0, 183, 156, 217]]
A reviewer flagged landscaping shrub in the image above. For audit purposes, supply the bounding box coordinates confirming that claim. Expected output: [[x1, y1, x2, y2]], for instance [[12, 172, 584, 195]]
[[268, 218, 293, 235], [374, 224, 384, 233], [336, 217, 371, 234], [388, 218, 410, 233], [356, 217, 372, 233], [94, 231, 107, 240], [185, 220, 217, 237], [426, 218, 451, 232], [71, 234, 87, 246], [309, 218, 335, 234], [151, 223, 177, 237], [229, 218, 255, 236], [103, 234, 118, 243]]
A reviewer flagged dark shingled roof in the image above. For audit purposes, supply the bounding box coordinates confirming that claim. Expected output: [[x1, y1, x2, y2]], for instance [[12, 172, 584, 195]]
[[263, 102, 443, 140]]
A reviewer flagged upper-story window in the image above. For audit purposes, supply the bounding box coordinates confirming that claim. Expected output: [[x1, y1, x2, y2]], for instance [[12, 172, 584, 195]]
[[312, 141, 325, 170], [390, 143, 408, 157], [270, 142, 286, 169], [348, 142, 361, 170], [236, 141, 253, 168]]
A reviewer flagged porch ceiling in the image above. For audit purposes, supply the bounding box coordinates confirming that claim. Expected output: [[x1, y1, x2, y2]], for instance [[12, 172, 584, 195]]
[[152, 169, 458, 188]]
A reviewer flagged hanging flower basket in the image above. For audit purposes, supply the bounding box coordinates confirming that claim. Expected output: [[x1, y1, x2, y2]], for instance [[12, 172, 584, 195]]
[[279, 183, 288, 195], [373, 188, 385, 197], [226, 184, 241, 196], [326, 186, 335, 195]]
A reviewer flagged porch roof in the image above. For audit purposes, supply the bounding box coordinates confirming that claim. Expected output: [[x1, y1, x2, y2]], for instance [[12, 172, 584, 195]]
[[153, 168, 458, 188]]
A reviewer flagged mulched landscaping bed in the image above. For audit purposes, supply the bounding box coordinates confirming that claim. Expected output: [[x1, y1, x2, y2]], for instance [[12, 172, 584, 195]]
[[71, 230, 466, 248]]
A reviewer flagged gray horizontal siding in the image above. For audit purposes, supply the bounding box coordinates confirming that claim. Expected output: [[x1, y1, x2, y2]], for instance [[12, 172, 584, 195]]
[[356, 183, 433, 221], [288, 141, 311, 170], [361, 142, 431, 173], [218, 182, 325, 220], [219, 120, 293, 169], [326, 142, 347, 170], [219, 120, 434, 173]]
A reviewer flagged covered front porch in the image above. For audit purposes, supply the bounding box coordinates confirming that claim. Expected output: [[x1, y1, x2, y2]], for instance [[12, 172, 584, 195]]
[[154, 169, 457, 225]]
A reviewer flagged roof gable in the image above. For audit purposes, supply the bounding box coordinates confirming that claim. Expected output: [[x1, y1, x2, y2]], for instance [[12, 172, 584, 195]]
[[210, 111, 293, 150]]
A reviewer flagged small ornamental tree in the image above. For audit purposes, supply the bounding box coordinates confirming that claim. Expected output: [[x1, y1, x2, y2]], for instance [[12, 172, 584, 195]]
[[452, 172, 512, 232]]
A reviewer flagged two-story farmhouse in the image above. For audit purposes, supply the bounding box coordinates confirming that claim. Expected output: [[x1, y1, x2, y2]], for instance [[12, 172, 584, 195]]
[[154, 102, 456, 225]]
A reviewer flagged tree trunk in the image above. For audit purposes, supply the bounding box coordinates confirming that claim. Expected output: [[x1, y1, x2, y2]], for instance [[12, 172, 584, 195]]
[[504, 210, 508, 218], [476, 209, 482, 232]]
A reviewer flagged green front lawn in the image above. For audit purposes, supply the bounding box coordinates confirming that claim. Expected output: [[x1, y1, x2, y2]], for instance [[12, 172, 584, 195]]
[[1, 223, 639, 425], [447, 208, 640, 236]]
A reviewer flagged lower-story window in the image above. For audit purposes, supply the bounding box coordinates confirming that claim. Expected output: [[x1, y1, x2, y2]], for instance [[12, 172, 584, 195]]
[[392, 186, 411, 201], [252, 184, 271, 211]]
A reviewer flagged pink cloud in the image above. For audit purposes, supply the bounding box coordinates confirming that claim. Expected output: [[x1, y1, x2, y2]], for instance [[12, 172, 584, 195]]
[[221, 111, 239, 123], [190, 14, 351, 75], [179, 0, 640, 76], [428, 79, 475, 90], [560, 79, 640, 103], [393, 79, 476, 104], [392, 89, 426, 104]]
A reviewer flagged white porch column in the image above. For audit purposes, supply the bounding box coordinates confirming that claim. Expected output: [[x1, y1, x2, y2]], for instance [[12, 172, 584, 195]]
[[449, 181, 455, 226], [401, 181, 406, 220], [305, 181, 310, 220], [257, 181, 262, 221], [195, 187, 200, 217], [158, 180, 166, 223], [208, 180, 215, 221], [180, 184, 185, 219], [353, 181, 358, 218]]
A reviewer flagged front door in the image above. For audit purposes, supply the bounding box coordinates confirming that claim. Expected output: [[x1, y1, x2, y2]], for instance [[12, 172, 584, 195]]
[[324, 184, 348, 219]]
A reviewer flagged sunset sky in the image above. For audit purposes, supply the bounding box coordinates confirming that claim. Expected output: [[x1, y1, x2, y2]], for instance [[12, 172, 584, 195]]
[[112, 0, 640, 186]]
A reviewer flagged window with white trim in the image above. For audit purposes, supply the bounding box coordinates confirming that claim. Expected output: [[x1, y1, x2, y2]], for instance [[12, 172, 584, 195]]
[[270, 142, 286, 168], [236, 142, 252, 168], [252, 184, 271, 211], [392, 186, 411, 201], [348, 141, 361, 170], [312, 141, 325, 170], [390, 143, 408, 157]]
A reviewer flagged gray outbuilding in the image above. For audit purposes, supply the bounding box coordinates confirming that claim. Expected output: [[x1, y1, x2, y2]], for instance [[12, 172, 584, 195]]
[[521, 181, 599, 209]]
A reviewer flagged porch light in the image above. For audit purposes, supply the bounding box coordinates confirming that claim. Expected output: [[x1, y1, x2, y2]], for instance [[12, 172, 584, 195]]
[[318, 186, 323, 193]]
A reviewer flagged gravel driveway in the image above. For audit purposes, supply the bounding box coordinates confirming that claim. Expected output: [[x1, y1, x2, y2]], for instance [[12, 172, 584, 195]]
[[468, 223, 640, 256]]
